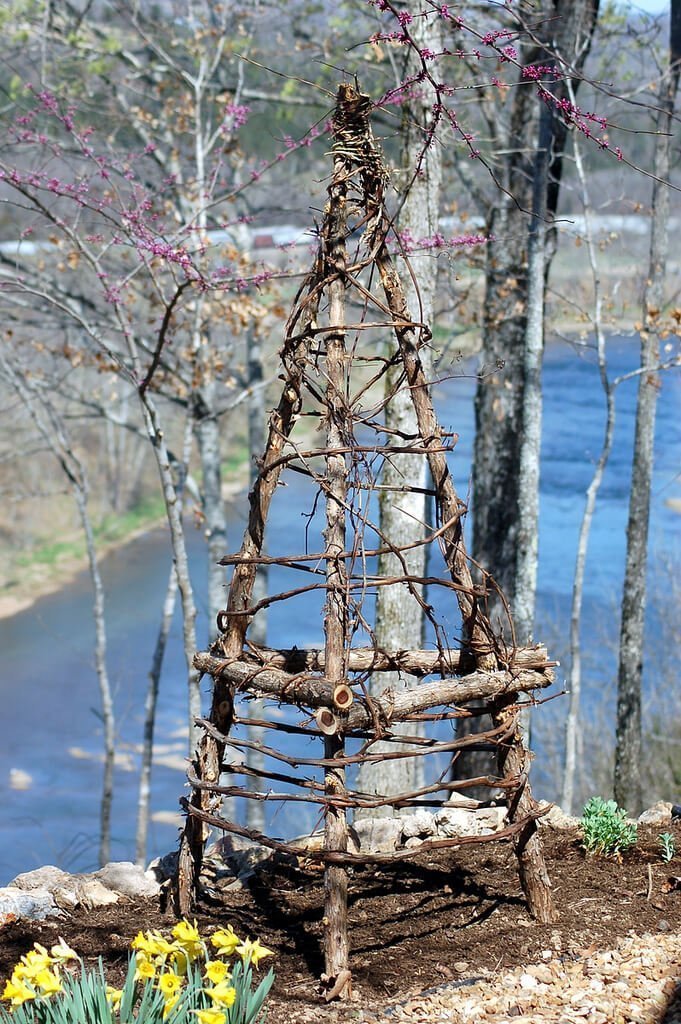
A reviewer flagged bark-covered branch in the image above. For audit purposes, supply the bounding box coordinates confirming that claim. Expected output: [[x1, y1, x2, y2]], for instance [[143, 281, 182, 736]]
[[247, 643, 554, 676], [193, 651, 553, 729]]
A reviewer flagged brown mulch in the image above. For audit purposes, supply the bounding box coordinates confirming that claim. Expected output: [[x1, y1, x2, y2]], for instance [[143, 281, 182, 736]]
[[1, 824, 681, 1022]]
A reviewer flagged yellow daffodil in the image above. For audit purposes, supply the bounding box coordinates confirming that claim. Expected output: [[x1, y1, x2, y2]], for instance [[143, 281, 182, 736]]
[[236, 938, 274, 969], [157, 972, 183, 998], [204, 980, 237, 1008], [132, 930, 174, 959], [131, 931, 155, 954], [34, 968, 63, 997], [163, 994, 180, 1019], [204, 959, 230, 984], [149, 931, 177, 957], [11, 964, 34, 982], [50, 938, 79, 963], [2, 976, 36, 1007], [171, 947, 190, 978], [171, 919, 203, 962], [134, 956, 157, 982], [193, 1009, 226, 1024], [25, 943, 51, 963], [209, 926, 241, 958], [15, 945, 53, 979], [106, 985, 123, 1009]]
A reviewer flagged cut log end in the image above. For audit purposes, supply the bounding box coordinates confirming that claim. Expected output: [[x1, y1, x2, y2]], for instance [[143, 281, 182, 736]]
[[316, 707, 340, 735], [333, 682, 354, 710]]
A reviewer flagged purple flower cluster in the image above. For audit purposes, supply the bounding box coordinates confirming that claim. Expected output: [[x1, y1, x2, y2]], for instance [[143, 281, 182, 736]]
[[538, 85, 612, 147], [396, 228, 490, 253], [222, 103, 251, 133]]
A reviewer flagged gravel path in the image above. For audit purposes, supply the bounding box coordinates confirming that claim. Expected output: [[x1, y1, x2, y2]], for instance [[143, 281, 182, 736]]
[[363, 931, 681, 1023]]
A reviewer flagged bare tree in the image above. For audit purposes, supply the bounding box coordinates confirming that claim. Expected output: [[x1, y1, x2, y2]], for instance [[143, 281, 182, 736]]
[[0, 354, 115, 866], [135, 413, 193, 864], [474, 0, 600, 624], [560, 106, 615, 814], [244, 326, 268, 832], [614, 0, 681, 814], [356, 0, 442, 812], [455, 0, 599, 782]]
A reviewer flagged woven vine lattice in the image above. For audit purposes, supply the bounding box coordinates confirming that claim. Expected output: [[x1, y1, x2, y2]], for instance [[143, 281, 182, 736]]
[[176, 83, 556, 1000]]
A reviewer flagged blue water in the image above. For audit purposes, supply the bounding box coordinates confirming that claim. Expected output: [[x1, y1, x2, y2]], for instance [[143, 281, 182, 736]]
[[0, 336, 679, 883]]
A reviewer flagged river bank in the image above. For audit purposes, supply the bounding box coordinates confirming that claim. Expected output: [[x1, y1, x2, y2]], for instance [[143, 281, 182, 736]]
[[0, 476, 248, 622], [1, 325, 655, 623], [0, 521, 164, 621], [1, 336, 680, 881]]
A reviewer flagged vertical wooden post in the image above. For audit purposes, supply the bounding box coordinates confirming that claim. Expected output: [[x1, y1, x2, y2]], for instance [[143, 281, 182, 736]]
[[321, 92, 351, 1001], [494, 697, 556, 923], [176, 256, 321, 914]]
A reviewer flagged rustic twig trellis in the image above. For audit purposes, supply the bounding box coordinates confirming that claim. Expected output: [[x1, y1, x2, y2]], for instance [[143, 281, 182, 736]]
[[176, 83, 557, 1000]]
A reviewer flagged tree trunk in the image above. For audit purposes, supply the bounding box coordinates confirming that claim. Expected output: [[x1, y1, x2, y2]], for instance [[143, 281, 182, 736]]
[[76, 485, 115, 867], [322, 150, 350, 999], [136, 414, 192, 862], [138, 393, 201, 751], [614, 5, 680, 813], [136, 563, 178, 865], [356, 0, 442, 814], [474, 0, 600, 610], [245, 328, 267, 833], [513, 97, 553, 745], [561, 107, 614, 814], [195, 385, 228, 641], [462, 0, 599, 784]]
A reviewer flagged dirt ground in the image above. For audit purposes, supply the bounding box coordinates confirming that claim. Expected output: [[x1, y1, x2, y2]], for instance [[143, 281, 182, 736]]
[[1, 824, 681, 1022]]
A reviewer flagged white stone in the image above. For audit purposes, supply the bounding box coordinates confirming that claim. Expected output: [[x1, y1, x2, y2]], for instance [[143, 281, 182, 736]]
[[74, 877, 119, 908], [433, 805, 507, 838], [51, 887, 79, 910], [475, 807, 506, 832], [434, 807, 474, 837], [401, 809, 436, 839], [96, 861, 160, 898], [353, 816, 402, 853], [10, 865, 124, 910], [638, 801, 673, 824], [0, 887, 62, 923], [443, 795, 481, 809], [10, 865, 72, 891], [404, 836, 423, 849], [537, 802, 580, 830]]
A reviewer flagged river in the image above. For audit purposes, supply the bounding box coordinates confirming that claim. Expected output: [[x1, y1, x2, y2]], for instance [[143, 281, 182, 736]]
[[1, 336, 679, 884]]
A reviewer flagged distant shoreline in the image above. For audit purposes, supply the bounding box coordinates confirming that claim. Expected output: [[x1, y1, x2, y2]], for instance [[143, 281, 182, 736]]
[[0, 478, 247, 623], [0, 518, 168, 622], [1, 333, 673, 624]]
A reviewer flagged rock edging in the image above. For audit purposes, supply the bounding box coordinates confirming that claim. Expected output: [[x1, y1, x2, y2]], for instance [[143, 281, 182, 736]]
[[2, 801, 673, 924], [0, 861, 160, 925]]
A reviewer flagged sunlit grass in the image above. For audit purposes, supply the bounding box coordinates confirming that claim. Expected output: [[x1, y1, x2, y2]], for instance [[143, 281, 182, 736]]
[[16, 494, 167, 571], [16, 538, 84, 570], [95, 494, 167, 544]]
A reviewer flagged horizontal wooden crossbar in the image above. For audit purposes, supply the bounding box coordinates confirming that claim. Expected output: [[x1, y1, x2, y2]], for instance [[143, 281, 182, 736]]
[[193, 651, 554, 730], [247, 643, 555, 676]]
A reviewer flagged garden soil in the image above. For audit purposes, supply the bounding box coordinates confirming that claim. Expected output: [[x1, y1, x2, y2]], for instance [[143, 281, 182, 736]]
[[2, 824, 681, 1022]]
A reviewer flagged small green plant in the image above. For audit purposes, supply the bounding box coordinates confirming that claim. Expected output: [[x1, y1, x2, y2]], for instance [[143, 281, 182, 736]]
[[659, 831, 676, 863], [0, 921, 274, 1024], [580, 796, 638, 857]]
